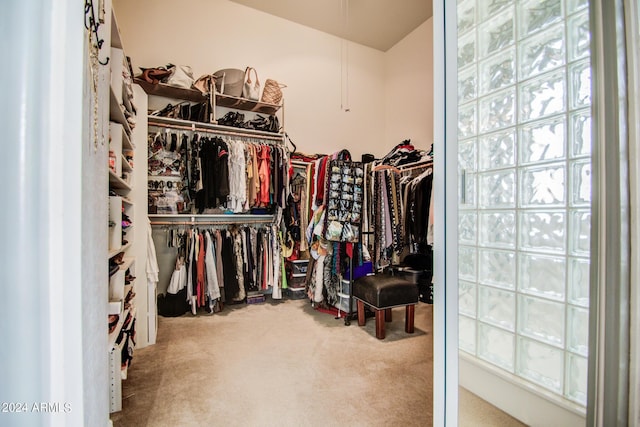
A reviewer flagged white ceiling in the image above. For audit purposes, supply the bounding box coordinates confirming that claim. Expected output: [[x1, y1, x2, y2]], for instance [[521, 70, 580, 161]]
[[228, 0, 433, 52]]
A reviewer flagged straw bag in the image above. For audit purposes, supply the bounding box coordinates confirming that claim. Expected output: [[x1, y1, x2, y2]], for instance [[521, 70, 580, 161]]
[[261, 79, 286, 105]]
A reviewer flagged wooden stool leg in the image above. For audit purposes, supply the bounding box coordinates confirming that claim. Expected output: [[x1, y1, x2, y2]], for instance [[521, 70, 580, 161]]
[[405, 304, 415, 333], [357, 300, 366, 326], [385, 308, 392, 322], [375, 309, 386, 339]]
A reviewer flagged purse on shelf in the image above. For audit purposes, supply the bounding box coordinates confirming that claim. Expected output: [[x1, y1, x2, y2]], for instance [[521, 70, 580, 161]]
[[192, 74, 215, 95], [166, 64, 195, 89], [261, 78, 286, 105], [242, 67, 261, 101], [138, 66, 173, 85]]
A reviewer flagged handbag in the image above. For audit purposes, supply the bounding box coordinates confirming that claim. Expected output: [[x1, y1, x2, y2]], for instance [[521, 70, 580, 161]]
[[138, 66, 173, 84], [193, 74, 215, 95], [242, 67, 261, 101], [261, 79, 286, 105], [166, 64, 195, 89]]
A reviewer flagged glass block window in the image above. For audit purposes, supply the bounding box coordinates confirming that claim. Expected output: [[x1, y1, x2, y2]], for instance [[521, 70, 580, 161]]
[[457, 0, 591, 406]]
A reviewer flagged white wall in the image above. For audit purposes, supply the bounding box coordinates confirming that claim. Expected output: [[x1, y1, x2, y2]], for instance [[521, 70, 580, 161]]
[[113, 0, 389, 160], [384, 18, 434, 151]]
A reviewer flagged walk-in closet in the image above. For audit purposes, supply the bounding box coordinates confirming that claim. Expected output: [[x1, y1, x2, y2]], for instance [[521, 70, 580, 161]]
[[7, 0, 627, 426]]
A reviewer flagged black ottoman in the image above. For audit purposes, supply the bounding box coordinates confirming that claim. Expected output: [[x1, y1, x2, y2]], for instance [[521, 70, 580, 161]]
[[352, 274, 419, 339]]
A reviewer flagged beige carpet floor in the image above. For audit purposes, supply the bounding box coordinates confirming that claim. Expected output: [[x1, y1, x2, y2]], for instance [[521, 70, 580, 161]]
[[111, 299, 524, 427]]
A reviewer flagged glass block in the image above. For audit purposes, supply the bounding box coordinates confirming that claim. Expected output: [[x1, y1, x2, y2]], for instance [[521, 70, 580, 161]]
[[566, 353, 588, 405], [479, 48, 516, 96], [479, 285, 515, 331], [566, 0, 588, 14], [459, 280, 477, 317], [569, 59, 592, 109], [517, 337, 563, 393], [478, 322, 515, 371], [520, 164, 566, 207], [569, 209, 590, 256], [459, 103, 477, 138], [519, 23, 565, 80], [479, 211, 516, 249], [520, 163, 565, 207], [459, 245, 477, 281], [478, 7, 515, 59], [518, 295, 565, 346], [459, 171, 477, 208], [479, 129, 516, 170], [567, 10, 590, 61], [570, 159, 591, 206], [479, 249, 516, 289], [519, 115, 566, 165], [457, 0, 476, 35], [459, 211, 477, 245], [479, 0, 514, 23], [479, 170, 516, 208], [458, 138, 477, 172], [479, 88, 516, 133], [519, 70, 566, 122], [567, 305, 589, 356], [519, 211, 566, 254], [519, 253, 566, 300], [458, 31, 477, 69], [569, 109, 592, 157], [459, 67, 477, 104], [568, 257, 590, 307], [518, 0, 563, 39], [459, 315, 477, 354]]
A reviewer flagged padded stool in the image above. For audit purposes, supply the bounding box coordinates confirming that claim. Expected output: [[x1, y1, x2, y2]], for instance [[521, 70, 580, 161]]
[[352, 274, 419, 339]]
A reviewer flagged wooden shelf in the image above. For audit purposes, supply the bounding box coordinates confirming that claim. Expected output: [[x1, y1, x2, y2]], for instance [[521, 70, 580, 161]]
[[134, 78, 207, 102], [109, 85, 133, 136], [108, 308, 129, 351], [109, 241, 132, 259], [109, 169, 132, 191], [214, 92, 281, 115], [121, 154, 132, 172], [134, 79, 282, 115], [147, 116, 284, 139]]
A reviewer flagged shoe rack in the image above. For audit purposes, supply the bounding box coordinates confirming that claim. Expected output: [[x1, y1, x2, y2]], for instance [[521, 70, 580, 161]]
[[106, 4, 140, 414]]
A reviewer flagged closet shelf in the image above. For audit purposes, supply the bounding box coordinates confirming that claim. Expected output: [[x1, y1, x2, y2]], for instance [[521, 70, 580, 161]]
[[121, 196, 134, 206], [134, 78, 208, 102], [213, 92, 281, 115], [109, 86, 133, 136], [109, 241, 132, 259], [121, 155, 133, 172], [120, 257, 135, 272], [108, 308, 129, 352], [147, 116, 284, 139], [109, 169, 132, 191]]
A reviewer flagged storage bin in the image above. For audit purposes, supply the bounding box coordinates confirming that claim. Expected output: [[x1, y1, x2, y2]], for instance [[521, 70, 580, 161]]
[[400, 268, 423, 285], [291, 259, 309, 275], [340, 279, 351, 295], [334, 292, 355, 313], [286, 287, 307, 300], [289, 273, 306, 288]]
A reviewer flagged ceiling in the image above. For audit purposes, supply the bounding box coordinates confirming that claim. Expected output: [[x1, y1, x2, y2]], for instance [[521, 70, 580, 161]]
[[228, 0, 433, 52]]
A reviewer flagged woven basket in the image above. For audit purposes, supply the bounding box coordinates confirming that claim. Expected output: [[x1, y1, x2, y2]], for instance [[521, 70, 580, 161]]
[[261, 79, 286, 105], [213, 68, 244, 97]]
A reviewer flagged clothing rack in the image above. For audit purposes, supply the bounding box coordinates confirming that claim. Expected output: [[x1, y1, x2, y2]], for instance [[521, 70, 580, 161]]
[[147, 116, 284, 142], [149, 214, 275, 227], [371, 159, 433, 174]]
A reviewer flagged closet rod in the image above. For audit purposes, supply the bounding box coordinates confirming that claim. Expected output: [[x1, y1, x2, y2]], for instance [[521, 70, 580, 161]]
[[147, 120, 284, 141], [150, 220, 274, 226], [398, 160, 433, 173]]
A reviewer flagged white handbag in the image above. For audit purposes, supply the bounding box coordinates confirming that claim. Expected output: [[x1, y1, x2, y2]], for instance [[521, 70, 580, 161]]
[[167, 64, 195, 89], [242, 67, 261, 100]]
